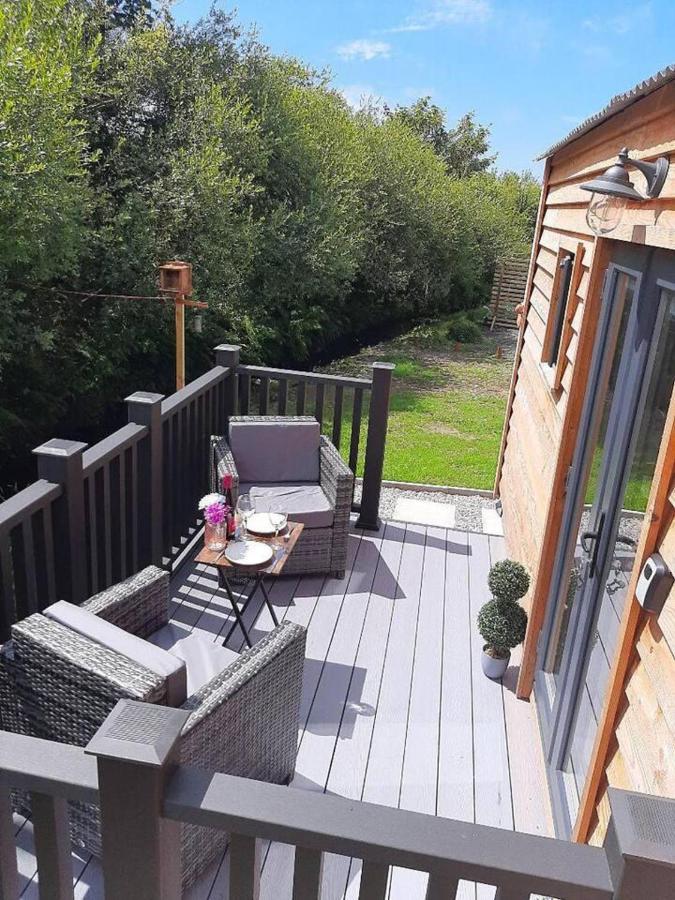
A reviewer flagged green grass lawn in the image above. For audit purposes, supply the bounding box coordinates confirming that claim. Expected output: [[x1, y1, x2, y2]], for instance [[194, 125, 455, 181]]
[[319, 319, 517, 490]]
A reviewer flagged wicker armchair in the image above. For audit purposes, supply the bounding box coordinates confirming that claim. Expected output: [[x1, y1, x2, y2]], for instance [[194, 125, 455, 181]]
[[211, 416, 354, 578], [0, 566, 306, 889]]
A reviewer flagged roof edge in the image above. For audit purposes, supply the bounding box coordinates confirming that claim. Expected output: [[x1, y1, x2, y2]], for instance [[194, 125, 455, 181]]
[[537, 64, 675, 160]]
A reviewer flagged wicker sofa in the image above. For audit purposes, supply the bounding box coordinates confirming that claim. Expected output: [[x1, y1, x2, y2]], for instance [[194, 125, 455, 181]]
[[211, 416, 354, 578], [0, 565, 306, 888]]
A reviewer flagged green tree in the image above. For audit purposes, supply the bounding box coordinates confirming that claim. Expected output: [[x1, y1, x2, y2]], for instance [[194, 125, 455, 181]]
[[0, 0, 98, 481], [0, 5, 540, 496], [388, 99, 495, 178]]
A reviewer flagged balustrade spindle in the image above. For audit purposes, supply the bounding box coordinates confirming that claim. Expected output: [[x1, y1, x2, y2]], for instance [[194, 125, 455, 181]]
[[296, 380, 306, 415], [314, 383, 325, 426], [278, 378, 289, 414], [332, 385, 344, 450]]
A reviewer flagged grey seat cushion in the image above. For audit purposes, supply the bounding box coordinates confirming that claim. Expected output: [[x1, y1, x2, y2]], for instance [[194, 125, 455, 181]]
[[229, 418, 320, 483], [43, 600, 187, 707], [148, 623, 239, 696], [239, 483, 334, 529]]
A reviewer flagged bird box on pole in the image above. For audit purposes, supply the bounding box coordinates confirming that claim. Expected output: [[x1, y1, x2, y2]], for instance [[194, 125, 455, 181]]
[[159, 261, 193, 298], [158, 261, 206, 391]]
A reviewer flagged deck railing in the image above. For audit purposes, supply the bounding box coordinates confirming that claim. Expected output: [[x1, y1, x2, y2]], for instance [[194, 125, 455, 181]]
[[2, 701, 674, 900], [0, 345, 392, 639]]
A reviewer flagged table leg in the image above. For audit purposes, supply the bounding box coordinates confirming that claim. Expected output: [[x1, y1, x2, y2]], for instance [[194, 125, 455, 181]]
[[219, 572, 253, 648], [260, 579, 279, 627]]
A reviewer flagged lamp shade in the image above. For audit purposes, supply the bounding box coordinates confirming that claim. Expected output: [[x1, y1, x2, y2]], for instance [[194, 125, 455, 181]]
[[580, 160, 644, 201]]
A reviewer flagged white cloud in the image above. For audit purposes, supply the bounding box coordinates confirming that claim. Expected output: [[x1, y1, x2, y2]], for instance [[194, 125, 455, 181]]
[[391, 0, 493, 33], [578, 42, 612, 64], [509, 11, 548, 53], [338, 84, 380, 110], [337, 39, 391, 61], [583, 3, 652, 35]]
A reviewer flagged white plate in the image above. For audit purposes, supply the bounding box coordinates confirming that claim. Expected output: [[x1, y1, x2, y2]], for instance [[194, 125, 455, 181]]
[[224, 541, 274, 567], [246, 512, 287, 536]]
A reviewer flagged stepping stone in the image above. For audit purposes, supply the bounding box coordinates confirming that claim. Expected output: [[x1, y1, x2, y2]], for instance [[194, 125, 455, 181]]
[[481, 507, 504, 536], [392, 497, 456, 528]]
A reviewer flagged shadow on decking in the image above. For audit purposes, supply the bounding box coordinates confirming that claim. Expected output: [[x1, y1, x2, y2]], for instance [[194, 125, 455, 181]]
[[302, 660, 369, 737]]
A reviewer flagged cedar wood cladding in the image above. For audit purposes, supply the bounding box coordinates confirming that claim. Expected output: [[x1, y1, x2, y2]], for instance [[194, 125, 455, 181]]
[[496, 71, 675, 843]]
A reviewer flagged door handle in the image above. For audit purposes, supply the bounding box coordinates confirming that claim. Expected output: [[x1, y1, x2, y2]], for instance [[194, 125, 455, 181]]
[[580, 512, 606, 578]]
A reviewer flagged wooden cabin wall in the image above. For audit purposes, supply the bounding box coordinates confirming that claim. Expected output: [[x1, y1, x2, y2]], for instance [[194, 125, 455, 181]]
[[497, 77, 675, 843]]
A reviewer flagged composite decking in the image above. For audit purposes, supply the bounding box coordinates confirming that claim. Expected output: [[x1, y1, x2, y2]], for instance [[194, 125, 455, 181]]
[[12, 519, 552, 899]]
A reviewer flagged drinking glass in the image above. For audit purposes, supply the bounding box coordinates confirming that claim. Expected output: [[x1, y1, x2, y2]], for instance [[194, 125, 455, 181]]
[[236, 495, 254, 539], [268, 501, 288, 550]]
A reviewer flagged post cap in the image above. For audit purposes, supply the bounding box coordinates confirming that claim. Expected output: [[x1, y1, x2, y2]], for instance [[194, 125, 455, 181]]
[[214, 343, 241, 352], [371, 362, 396, 371], [33, 438, 87, 458], [607, 788, 675, 867], [86, 700, 190, 769], [125, 391, 165, 405]]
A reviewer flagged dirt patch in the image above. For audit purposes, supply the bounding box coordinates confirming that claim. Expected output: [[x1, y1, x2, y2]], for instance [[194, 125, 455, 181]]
[[321, 325, 518, 400], [426, 422, 462, 436]]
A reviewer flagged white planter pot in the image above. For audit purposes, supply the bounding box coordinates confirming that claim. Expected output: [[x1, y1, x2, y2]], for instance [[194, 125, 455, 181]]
[[481, 646, 510, 679]]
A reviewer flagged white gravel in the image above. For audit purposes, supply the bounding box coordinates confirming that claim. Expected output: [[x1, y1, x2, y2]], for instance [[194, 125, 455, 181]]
[[354, 482, 499, 533]]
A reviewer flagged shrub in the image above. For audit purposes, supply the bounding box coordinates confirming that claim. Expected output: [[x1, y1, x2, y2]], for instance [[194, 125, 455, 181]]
[[466, 304, 490, 324], [487, 559, 530, 602], [477, 598, 528, 658], [446, 314, 481, 344]]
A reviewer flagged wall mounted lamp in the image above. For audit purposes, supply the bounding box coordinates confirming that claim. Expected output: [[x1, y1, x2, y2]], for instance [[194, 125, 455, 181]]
[[581, 147, 669, 236]]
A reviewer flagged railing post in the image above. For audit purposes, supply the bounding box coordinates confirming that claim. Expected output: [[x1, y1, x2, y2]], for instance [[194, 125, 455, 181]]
[[85, 700, 189, 900], [215, 344, 241, 420], [33, 439, 87, 604], [126, 392, 165, 567], [604, 788, 675, 898], [356, 362, 394, 531]]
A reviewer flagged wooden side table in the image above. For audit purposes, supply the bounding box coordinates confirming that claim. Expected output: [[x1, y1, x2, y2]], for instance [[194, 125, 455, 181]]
[[195, 522, 305, 647]]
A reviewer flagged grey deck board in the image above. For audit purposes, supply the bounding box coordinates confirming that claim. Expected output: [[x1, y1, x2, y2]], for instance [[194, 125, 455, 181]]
[[319, 522, 405, 900], [438, 530, 475, 900], [389, 526, 446, 900], [12, 521, 552, 900], [260, 528, 379, 898], [345, 523, 426, 900]]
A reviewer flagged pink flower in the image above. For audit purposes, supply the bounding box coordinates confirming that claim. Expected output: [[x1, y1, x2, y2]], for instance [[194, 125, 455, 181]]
[[221, 473, 233, 491], [204, 503, 226, 526]]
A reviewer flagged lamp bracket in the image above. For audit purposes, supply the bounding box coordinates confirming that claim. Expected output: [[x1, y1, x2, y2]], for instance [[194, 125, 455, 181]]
[[618, 147, 669, 198]]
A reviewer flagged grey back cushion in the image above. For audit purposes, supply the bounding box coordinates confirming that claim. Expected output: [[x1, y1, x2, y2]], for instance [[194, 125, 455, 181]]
[[44, 600, 187, 707], [229, 418, 321, 483]]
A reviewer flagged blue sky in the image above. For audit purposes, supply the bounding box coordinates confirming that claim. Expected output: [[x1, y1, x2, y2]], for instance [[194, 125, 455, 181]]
[[172, 1, 675, 174]]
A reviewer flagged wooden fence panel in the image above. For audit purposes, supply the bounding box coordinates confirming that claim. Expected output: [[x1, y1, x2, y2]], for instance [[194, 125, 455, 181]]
[[489, 259, 530, 329]]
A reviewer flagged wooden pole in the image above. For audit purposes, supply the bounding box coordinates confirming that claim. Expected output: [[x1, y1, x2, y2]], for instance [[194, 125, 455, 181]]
[[175, 295, 185, 390]]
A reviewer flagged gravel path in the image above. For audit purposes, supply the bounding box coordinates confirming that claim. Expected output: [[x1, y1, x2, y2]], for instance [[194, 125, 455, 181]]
[[354, 482, 499, 533]]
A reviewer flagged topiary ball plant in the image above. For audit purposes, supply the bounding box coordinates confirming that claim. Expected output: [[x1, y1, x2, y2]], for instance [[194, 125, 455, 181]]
[[478, 559, 530, 676], [478, 598, 528, 660], [487, 559, 530, 604]]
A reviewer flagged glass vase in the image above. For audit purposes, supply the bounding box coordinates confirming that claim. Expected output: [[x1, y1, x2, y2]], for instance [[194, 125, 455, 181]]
[[205, 521, 227, 551]]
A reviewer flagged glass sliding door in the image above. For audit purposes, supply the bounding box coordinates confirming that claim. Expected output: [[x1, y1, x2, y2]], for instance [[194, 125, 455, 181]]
[[535, 244, 675, 837], [544, 272, 637, 692]]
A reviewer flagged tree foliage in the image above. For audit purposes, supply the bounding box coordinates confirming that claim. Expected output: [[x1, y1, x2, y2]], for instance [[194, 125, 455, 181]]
[[388, 99, 495, 178], [0, 3, 540, 493]]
